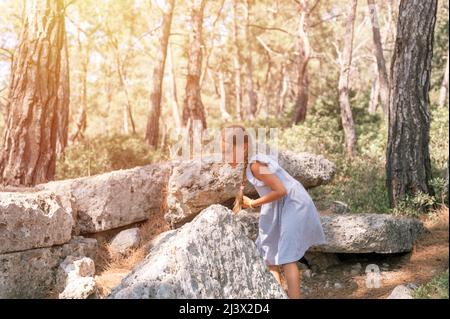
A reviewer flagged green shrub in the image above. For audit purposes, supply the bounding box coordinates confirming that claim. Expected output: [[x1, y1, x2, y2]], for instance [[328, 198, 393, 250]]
[[56, 134, 166, 180]]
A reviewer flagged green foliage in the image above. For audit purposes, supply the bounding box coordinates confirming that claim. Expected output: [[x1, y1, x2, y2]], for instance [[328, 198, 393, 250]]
[[392, 190, 438, 218], [413, 270, 449, 299], [430, 107, 450, 174], [274, 103, 390, 214], [56, 135, 166, 180]]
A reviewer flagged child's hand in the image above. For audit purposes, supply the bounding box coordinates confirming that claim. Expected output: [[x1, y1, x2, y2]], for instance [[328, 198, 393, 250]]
[[242, 196, 254, 209]]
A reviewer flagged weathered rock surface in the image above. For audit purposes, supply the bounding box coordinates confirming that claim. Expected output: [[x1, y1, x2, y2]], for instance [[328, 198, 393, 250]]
[[0, 236, 97, 298], [234, 209, 260, 241], [36, 163, 171, 234], [236, 209, 424, 254], [0, 192, 73, 254], [165, 151, 335, 227], [277, 150, 336, 188], [387, 284, 415, 299], [313, 213, 424, 253], [59, 277, 96, 299], [109, 205, 286, 299], [57, 256, 96, 299], [110, 228, 141, 255]]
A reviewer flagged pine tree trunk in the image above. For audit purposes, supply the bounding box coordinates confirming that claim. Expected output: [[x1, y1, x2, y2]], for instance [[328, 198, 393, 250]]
[[386, 0, 437, 207], [71, 32, 89, 143], [166, 42, 181, 128], [0, 0, 66, 186], [293, 1, 311, 124], [182, 0, 207, 130], [145, 0, 175, 147], [242, 0, 257, 119], [439, 52, 449, 108], [367, 0, 389, 114], [232, 0, 242, 120], [56, 32, 70, 155], [338, 0, 358, 157], [218, 71, 232, 121]]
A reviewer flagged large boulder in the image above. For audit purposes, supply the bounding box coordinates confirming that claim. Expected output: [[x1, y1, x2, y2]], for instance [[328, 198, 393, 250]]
[[237, 209, 424, 254], [109, 205, 286, 299], [36, 163, 171, 234], [165, 151, 335, 227], [0, 236, 97, 298], [277, 150, 336, 188], [0, 191, 73, 254], [312, 213, 424, 254]]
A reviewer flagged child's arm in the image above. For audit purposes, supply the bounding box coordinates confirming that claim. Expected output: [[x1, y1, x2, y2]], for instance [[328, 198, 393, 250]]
[[243, 161, 287, 208]]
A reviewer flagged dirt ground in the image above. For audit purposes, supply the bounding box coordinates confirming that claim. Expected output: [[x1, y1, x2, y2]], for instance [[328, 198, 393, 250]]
[[300, 206, 449, 299]]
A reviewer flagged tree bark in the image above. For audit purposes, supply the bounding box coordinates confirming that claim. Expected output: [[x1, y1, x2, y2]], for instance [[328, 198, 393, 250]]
[[276, 62, 288, 114], [293, 0, 311, 124], [145, 0, 175, 148], [386, 0, 437, 207], [439, 52, 449, 108], [166, 42, 181, 128], [56, 32, 70, 155], [182, 0, 208, 130], [368, 62, 380, 114], [338, 0, 358, 157], [232, 0, 242, 120], [242, 0, 257, 119], [367, 0, 390, 115], [217, 71, 232, 121], [0, 0, 66, 186], [71, 29, 89, 143]]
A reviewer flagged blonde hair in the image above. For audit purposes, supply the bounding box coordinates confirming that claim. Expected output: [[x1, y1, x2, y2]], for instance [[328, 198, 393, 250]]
[[221, 124, 250, 214]]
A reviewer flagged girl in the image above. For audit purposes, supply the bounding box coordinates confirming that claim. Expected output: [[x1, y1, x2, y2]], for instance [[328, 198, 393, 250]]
[[221, 124, 326, 299]]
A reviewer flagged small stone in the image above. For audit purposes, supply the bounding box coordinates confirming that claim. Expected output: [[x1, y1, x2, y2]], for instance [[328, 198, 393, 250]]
[[303, 269, 312, 279], [387, 285, 414, 299], [334, 282, 343, 289], [59, 277, 96, 299], [73, 257, 95, 277], [352, 263, 362, 270], [350, 269, 360, 276], [329, 201, 350, 214], [110, 228, 141, 255], [382, 263, 389, 268], [57, 256, 97, 299]]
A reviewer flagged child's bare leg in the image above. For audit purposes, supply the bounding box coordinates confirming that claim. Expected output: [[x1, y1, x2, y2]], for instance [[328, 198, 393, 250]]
[[282, 262, 301, 299], [268, 265, 282, 285]]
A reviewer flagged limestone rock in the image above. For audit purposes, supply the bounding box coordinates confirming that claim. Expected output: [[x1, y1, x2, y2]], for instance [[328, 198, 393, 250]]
[[387, 285, 415, 299], [109, 205, 286, 299], [237, 210, 423, 254], [0, 191, 73, 254], [110, 228, 141, 255], [59, 277, 96, 299], [0, 236, 97, 298], [165, 151, 335, 228], [57, 256, 96, 299], [234, 209, 260, 242], [277, 150, 336, 188], [312, 213, 424, 253], [36, 163, 171, 234]]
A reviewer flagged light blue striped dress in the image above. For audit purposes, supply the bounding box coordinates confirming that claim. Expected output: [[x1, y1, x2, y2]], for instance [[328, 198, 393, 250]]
[[246, 153, 327, 266]]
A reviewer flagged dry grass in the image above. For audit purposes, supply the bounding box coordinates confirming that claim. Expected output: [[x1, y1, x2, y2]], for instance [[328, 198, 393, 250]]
[[95, 206, 171, 297]]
